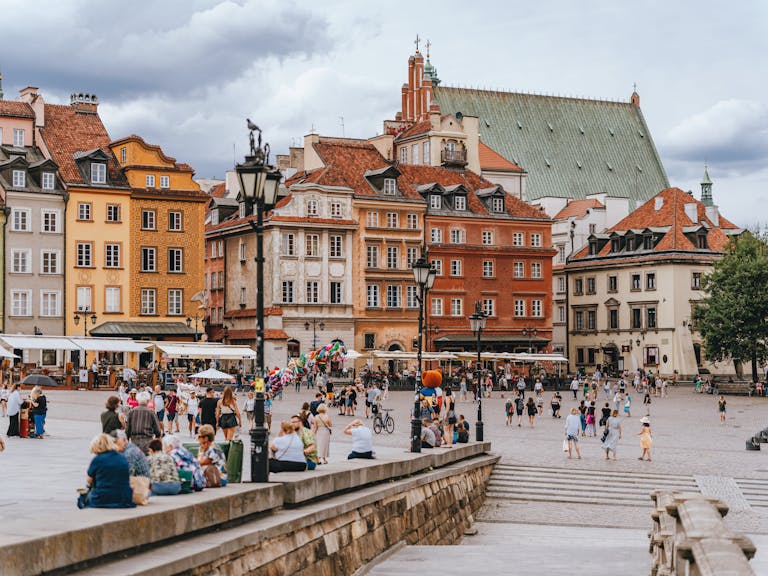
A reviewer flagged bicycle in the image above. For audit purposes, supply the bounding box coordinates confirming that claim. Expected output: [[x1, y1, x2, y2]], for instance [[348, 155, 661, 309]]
[[372, 407, 395, 434]]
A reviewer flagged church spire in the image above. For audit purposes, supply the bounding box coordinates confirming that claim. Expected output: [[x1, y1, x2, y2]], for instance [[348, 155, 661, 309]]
[[700, 163, 713, 206], [0, 67, 4, 100]]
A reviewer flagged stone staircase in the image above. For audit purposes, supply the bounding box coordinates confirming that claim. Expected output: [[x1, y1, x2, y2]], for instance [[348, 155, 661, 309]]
[[486, 463, 699, 507]]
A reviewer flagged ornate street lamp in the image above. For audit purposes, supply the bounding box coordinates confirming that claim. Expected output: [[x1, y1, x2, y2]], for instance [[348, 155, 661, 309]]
[[304, 319, 326, 350], [185, 314, 205, 342], [411, 256, 436, 453], [73, 309, 97, 338], [522, 327, 539, 354], [236, 120, 281, 483], [469, 302, 487, 442]]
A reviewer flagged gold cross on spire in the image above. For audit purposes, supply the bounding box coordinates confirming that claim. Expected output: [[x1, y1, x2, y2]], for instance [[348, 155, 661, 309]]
[[425, 39, 431, 58], [414, 34, 420, 53]]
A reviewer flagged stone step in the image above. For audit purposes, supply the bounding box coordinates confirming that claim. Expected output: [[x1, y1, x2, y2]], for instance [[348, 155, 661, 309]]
[[490, 471, 696, 490], [486, 486, 651, 505], [487, 478, 690, 497], [494, 463, 692, 481]]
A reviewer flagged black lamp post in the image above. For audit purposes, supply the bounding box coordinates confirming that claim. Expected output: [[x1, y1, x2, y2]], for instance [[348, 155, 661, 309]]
[[411, 256, 436, 453], [73, 309, 97, 338], [185, 314, 205, 342], [236, 121, 281, 483], [522, 327, 538, 354], [304, 319, 325, 350], [469, 302, 487, 442]]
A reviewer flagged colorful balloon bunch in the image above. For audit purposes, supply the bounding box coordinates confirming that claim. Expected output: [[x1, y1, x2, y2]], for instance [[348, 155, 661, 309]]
[[266, 340, 348, 391]]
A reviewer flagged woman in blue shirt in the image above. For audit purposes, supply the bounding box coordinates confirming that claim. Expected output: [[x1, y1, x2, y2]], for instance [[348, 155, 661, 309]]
[[78, 434, 135, 509]]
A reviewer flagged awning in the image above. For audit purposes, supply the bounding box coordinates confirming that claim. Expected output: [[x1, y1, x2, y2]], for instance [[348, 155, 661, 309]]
[[89, 321, 196, 338], [0, 335, 81, 350], [151, 342, 257, 360], [434, 334, 551, 344], [68, 337, 152, 353]]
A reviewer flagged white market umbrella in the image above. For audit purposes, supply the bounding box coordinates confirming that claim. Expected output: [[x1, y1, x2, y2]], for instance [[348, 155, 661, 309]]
[[189, 367, 235, 380], [345, 349, 362, 360]]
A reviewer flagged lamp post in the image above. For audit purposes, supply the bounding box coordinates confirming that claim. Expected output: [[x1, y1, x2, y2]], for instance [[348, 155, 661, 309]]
[[522, 327, 539, 354], [73, 309, 98, 375], [469, 302, 487, 442], [185, 314, 205, 342], [304, 319, 325, 350], [411, 256, 436, 453], [236, 120, 281, 483]]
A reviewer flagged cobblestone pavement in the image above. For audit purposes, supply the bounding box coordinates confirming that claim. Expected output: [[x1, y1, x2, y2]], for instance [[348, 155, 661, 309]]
[[2, 384, 767, 529]]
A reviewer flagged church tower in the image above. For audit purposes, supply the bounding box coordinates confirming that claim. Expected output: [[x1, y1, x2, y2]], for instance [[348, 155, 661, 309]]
[[700, 164, 713, 207]]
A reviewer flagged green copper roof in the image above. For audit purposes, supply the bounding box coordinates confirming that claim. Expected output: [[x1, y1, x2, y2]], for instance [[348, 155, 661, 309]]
[[432, 86, 669, 203], [701, 165, 712, 185]]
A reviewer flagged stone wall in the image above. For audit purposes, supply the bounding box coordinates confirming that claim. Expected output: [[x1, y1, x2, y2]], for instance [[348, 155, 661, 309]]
[[186, 456, 497, 576]]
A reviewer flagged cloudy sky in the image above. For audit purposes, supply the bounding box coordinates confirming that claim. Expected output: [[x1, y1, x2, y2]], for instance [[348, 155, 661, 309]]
[[1, 0, 766, 226]]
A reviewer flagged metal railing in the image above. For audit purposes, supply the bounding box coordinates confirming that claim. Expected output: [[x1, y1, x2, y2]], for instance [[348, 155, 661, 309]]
[[441, 149, 467, 166]]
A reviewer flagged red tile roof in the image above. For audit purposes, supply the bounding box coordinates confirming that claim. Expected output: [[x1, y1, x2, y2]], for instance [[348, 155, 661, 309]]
[[572, 187, 740, 259], [39, 103, 127, 186], [0, 101, 34, 118], [290, 137, 547, 219], [209, 183, 226, 198], [553, 198, 605, 220], [478, 141, 524, 173], [396, 120, 432, 140]]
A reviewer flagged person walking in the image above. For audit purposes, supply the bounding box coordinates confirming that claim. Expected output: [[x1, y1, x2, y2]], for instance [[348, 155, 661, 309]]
[[599, 402, 612, 428], [570, 376, 579, 400], [443, 388, 457, 447], [525, 397, 537, 428], [312, 403, 332, 465], [718, 395, 727, 424], [550, 392, 562, 418], [601, 409, 622, 460], [514, 393, 525, 427], [585, 401, 596, 437], [624, 393, 632, 417], [198, 387, 218, 430], [217, 385, 241, 441], [565, 408, 582, 459], [638, 416, 653, 461]]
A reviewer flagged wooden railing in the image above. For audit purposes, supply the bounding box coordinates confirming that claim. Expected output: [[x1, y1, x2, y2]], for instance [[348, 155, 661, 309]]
[[650, 490, 756, 575]]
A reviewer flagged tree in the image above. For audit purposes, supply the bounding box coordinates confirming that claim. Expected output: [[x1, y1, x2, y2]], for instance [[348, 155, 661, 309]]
[[693, 232, 768, 382]]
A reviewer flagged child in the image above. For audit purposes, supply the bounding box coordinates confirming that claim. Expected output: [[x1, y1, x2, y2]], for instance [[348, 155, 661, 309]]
[[624, 393, 632, 417], [643, 391, 652, 415]]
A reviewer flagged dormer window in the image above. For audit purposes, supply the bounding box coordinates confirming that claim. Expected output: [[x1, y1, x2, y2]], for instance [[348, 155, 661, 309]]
[[120, 147, 127, 163], [239, 202, 246, 219], [13, 129, 24, 147], [625, 234, 635, 251], [430, 195, 442, 210], [307, 199, 318, 216], [697, 234, 707, 249], [383, 178, 397, 195], [12, 170, 26, 188], [91, 163, 106, 184], [455, 196, 466, 211], [160, 175, 170, 189], [643, 234, 653, 250], [491, 197, 504, 212], [42, 172, 55, 190], [589, 240, 598, 255]]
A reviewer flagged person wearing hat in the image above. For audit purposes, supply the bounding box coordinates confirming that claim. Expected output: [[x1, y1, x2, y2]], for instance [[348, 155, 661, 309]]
[[638, 416, 652, 461]]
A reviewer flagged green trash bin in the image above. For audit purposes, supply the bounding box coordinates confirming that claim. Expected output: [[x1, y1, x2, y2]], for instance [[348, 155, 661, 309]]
[[226, 438, 243, 483]]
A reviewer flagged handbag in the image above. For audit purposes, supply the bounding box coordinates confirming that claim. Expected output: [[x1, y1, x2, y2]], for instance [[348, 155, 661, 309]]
[[601, 428, 609, 442], [203, 464, 222, 488], [220, 412, 238, 429], [562, 439, 569, 452], [130, 475, 150, 505]]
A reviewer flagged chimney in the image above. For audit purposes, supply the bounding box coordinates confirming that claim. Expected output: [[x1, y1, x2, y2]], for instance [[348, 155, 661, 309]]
[[705, 205, 720, 227], [70, 93, 99, 114], [19, 86, 45, 127]]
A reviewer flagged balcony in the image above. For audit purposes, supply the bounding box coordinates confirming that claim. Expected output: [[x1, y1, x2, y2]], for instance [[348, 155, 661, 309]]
[[441, 148, 467, 167]]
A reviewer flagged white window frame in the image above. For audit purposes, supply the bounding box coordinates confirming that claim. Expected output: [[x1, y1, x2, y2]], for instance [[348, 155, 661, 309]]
[[41, 172, 55, 190], [106, 204, 121, 222], [282, 281, 294, 304], [76, 286, 92, 312], [105, 243, 121, 268], [431, 258, 443, 276], [11, 249, 31, 273], [513, 232, 524, 246], [91, 163, 106, 184], [281, 233, 296, 256], [120, 147, 127, 163], [330, 281, 343, 304], [386, 284, 401, 308], [141, 247, 157, 272], [168, 289, 183, 316], [400, 147, 408, 164], [105, 287, 121, 313], [454, 196, 466, 211], [146, 174, 156, 188], [515, 299, 525, 317], [168, 248, 183, 273], [430, 195, 442, 209], [386, 212, 399, 228], [449, 229, 465, 244], [492, 197, 504, 212], [531, 233, 543, 247], [406, 213, 418, 229], [305, 234, 319, 257], [41, 249, 60, 274], [330, 201, 343, 217], [366, 245, 379, 268], [76, 242, 93, 267], [168, 211, 182, 231], [330, 235, 343, 258], [12, 170, 26, 188], [367, 284, 380, 308], [423, 140, 430, 164], [532, 299, 543, 317], [406, 246, 419, 267], [406, 285, 418, 308], [366, 211, 379, 227], [142, 209, 156, 230], [387, 246, 399, 269], [430, 228, 443, 243], [450, 259, 462, 276], [306, 199, 319, 216], [513, 262, 525, 278], [78, 203, 92, 221], [431, 297, 443, 316], [411, 144, 419, 165], [11, 208, 31, 232], [41, 209, 60, 233], [383, 178, 397, 195], [483, 298, 495, 317], [160, 175, 170, 189], [482, 260, 494, 278], [13, 128, 24, 147], [306, 281, 319, 304], [10, 290, 31, 317], [451, 298, 463, 317], [40, 290, 61, 317], [531, 261, 542, 279], [141, 288, 157, 315]]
